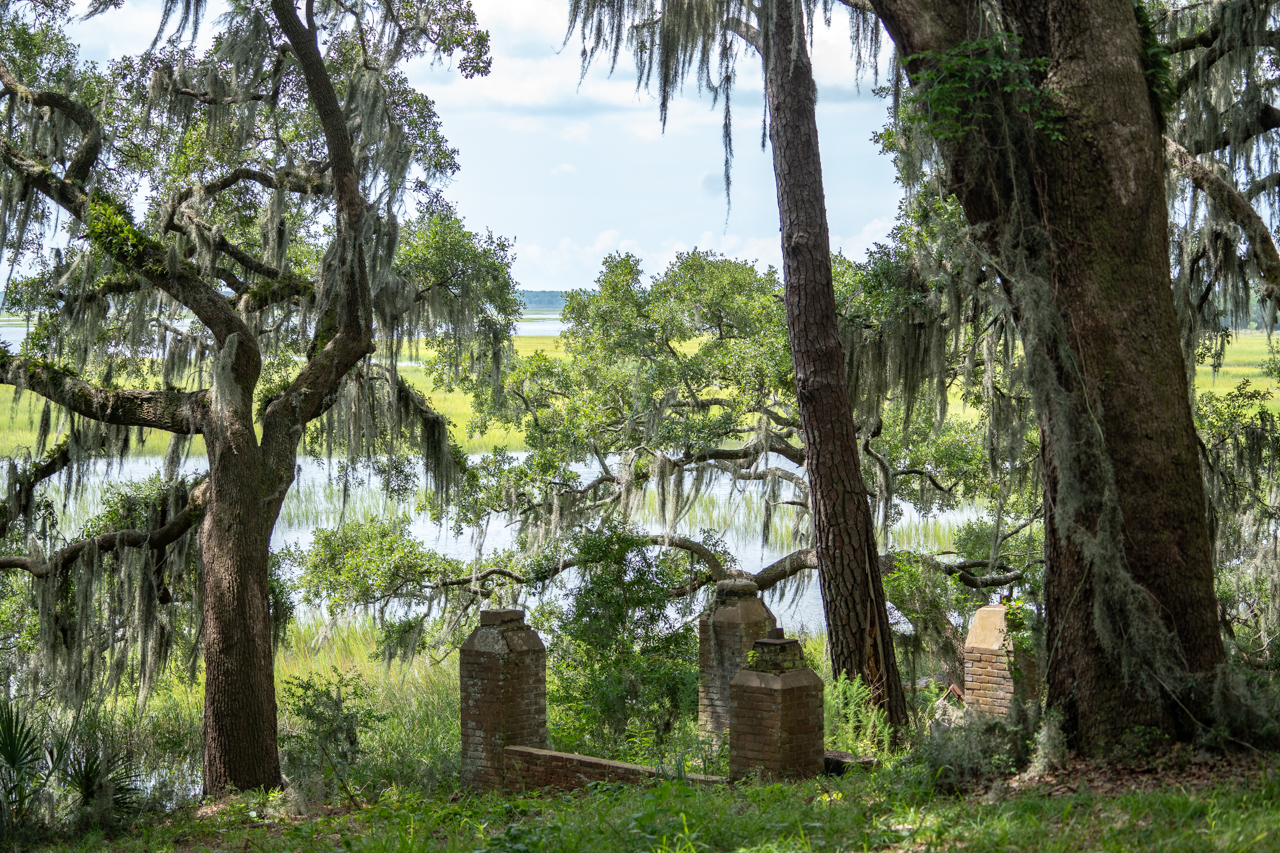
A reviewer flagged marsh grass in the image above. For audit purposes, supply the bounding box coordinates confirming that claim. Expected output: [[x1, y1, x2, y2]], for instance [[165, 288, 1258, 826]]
[[634, 489, 808, 555], [276, 619, 463, 796], [886, 515, 961, 554], [1196, 330, 1280, 410]]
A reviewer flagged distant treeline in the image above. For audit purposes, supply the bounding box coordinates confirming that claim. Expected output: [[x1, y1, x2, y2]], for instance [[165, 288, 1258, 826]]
[[518, 290, 567, 311]]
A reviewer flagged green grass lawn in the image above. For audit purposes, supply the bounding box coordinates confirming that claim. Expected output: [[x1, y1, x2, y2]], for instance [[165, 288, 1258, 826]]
[[22, 617, 1280, 853], [32, 759, 1280, 852]]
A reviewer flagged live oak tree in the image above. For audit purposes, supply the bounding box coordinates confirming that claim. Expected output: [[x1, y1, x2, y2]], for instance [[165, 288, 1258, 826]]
[[0, 0, 517, 793], [565, 0, 911, 728], [862, 0, 1280, 750]]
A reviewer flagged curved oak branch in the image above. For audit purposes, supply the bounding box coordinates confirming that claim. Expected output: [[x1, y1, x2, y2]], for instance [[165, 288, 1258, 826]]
[[0, 354, 208, 434], [0, 481, 206, 579]]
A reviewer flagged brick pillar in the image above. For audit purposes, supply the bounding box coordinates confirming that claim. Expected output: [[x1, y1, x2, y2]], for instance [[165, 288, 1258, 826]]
[[963, 604, 1014, 715], [460, 609, 547, 790], [700, 580, 776, 739], [729, 631, 824, 780]]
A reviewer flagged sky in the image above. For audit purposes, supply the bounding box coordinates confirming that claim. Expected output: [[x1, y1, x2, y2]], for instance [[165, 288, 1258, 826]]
[[63, 0, 903, 291]]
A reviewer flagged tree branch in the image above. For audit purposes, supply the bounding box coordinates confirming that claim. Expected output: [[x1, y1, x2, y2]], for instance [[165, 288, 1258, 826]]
[[0, 436, 88, 539], [894, 467, 958, 494], [0, 59, 103, 184], [1246, 172, 1280, 201], [175, 88, 267, 106], [752, 547, 817, 590], [726, 16, 762, 53], [0, 353, 208, 434], [1166, 136, 1280, 293], [0, 480, 206, 579], [1172, 31, 1280, 101], [1189, 102, 1280, 154], [0, 139, 261, 386]]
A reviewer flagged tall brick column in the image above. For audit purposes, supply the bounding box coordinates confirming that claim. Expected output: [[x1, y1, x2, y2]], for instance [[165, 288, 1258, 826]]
[[700, 580, 776, 739], [963, 604, 1014, 715], [729, 631, 823, 780], [460, 609, 546, 789]]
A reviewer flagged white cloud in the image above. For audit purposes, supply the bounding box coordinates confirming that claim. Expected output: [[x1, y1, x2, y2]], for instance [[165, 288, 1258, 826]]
[[558, 122, 592, 143], [832, 217, 895, 261], [63, 0, 903, 292]]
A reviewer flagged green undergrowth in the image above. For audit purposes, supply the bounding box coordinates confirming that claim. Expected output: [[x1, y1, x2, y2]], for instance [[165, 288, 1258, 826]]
[[28, 765, 1280, 852], [10, 619, 1280, 851]]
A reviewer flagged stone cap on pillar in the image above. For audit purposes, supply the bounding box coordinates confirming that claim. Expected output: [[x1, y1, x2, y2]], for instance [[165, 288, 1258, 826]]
[[480, 608, 525, 626], [714, 579, 759, 601], [463, 609, 545, 654], [964, 604, 1008, 652]]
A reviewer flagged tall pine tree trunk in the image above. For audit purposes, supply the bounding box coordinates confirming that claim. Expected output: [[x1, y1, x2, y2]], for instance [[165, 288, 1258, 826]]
[[765, 0, 909, 727], [871, 0, 1225, 750]]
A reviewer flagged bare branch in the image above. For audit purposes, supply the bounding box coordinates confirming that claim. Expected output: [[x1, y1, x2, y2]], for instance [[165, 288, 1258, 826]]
[[752, 548, 817, 590], [894, 467, 959, 494], [726, 16, 762, 53]]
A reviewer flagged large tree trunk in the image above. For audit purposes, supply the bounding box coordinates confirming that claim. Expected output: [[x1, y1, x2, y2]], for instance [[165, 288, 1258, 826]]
[[200, 378, 288, 794], [871, 0, 1225, 750], [1031, 0, 1224, 750], [764, 0, 909, 728]]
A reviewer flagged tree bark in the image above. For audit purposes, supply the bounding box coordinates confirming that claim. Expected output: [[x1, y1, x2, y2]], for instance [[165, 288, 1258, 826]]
[[870, 0, 1225, 751], [764, 0, 909, 728], [200, 478, 285, 794], [200, 344, 289, 793]]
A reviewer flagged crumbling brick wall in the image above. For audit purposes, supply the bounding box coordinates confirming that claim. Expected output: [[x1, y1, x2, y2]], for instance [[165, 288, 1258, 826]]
[[504, 746, 723, 790]]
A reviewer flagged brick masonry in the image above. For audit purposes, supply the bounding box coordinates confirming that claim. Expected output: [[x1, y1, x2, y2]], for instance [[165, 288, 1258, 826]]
[[728, 636, 824, 780], [461, 610, 834, 792], [963, 604, 1013, 715], [699, 580, 776, 740], [504, 746, 724, 791], [963, 648, 1013, 714], [460, 609, 547, 789]]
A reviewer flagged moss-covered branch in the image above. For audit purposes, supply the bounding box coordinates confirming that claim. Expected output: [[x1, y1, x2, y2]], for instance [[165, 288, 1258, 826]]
[[0, 59, 102, 184], [0, 352, 208, 434], [1166, 136, 1280, 293], [0, 141, 261, 387], [0, 480, 206, 579]]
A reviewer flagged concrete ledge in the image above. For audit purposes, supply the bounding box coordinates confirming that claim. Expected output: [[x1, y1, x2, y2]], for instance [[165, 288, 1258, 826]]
[[503, 746, 725, 791]]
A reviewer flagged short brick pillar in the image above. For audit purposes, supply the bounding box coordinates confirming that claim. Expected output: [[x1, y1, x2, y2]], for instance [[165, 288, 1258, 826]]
[[729, 631, 824, 780], [460, 609, 547, 789], [963, 604, 1014, 715], [700, 580, 776, 739]]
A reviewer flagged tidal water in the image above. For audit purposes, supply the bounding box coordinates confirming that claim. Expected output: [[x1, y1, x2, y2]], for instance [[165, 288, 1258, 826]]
[[6, 311, 979, 633]]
